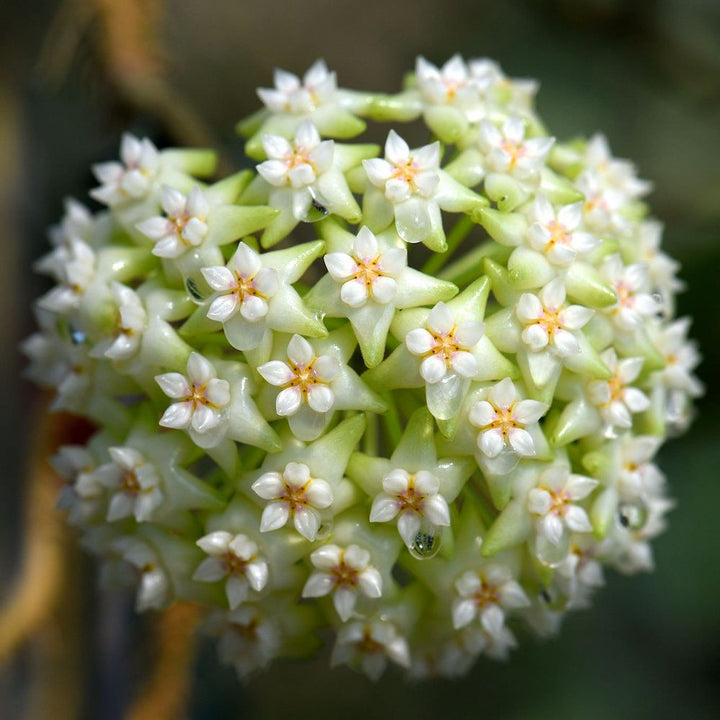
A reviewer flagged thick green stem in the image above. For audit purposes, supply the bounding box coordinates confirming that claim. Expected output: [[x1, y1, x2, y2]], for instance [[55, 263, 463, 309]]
[[437, 238, 504, 287], [420, 214, 474, 277], [379, 393, 403, 452], [363, 410, 378, 456]]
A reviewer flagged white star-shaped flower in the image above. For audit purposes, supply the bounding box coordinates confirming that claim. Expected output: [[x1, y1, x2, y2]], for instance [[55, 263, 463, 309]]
[[599, 255, 660, 332], [136, 185, 209, 258], [91, 134, 160, 206], [302, 544, 383, 621], [415, 55, 482, 118], [469, 377, 548, 459], [527, 465, 597, 549], [202, 242, 279, 324], [93, 446, 163, 523], [405, 301, 484, 384], [54, 445, 105, 526], [331, 618, 411, 681], [258, 60, 339, 116], [257, 121, 334, 220], [112, 537, 169, 612], [155, 352, 231, 446], [582, 133, 652, 200], [478, 116, 553, 188], [452, 564, 530, 631], [525, 195, 598, 267], [576, 170, 631, 235], [586, 349, 650, 433], [37, 239, 96, 315], [516, 279, 594, 357], [210, 605, 281, 679], [554, 538, 604, 609], [324, 226, 406, 308], [369, 468, 451, 548], [193, 531, 269, 609], [251, 461, 333, 541], [366, 135, 428, 200], [257, 334, 338, 417]]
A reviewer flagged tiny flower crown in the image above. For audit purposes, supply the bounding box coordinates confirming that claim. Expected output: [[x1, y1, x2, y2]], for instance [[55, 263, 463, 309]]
[[28, 54, 702, 681]]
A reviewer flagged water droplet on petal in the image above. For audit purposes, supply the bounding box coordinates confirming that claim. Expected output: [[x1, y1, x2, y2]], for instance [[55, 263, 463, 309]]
[[408, 521, 442, 560], [617, 500, 648, 531], [300, 188, 329, 223], [70, 327, 86, 345]]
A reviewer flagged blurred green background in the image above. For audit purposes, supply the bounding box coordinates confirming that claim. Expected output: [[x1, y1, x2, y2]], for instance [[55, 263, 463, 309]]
[[1, 0, 718, 718]]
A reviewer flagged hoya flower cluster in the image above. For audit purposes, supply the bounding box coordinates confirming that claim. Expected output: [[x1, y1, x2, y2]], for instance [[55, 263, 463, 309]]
[[26, 56, 701, 681]]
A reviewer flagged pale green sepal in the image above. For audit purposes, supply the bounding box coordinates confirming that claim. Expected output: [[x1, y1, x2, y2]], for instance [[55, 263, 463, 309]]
[[443, 148, 485, 188], [204, 171, 253, 205], [482, 500, 532, 557], [563, 334, 612, 380], [635, 385, 666, 437], [333, 143, 381, 172], [539, 167, 584, 205], [367, 91, 423, 122], [265, 285, 327, 338], [484, 258, 520, 308], [508, 246, 555, 290], [474, 207, 528, 247], [161, 148, 217, 178], [435, 172, 488, 213], [551, 398, 601, 446], [346, 452, 393, 498], [362, 187, 395, 235], [262, 239, 325, 281], [584, 314, 615, 352], [204, 439, 238, 478], [484, 174, 529, 213], [423, 106, 469, 145], [474, 336, 519, 381], [235, 108, 267, 139], [237, 174, 269, 206], [390, 407, 437, 470], [484, 307, 521, 353], [208, 205, 279, 247], [483, 462, 517, 510], [518, 349, 562, 400], [591, 487, 619, 539], [316, 168, 362, 223], [565, 262, 617, 308], [362, 345, 423, 390], [393, 269, 457, 308], [614, 330, 666, 373], [346, 303, 395, 368], [179, 305, 222, 337]]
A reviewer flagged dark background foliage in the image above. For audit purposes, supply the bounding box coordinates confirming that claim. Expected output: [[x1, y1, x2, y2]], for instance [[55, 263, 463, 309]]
[[1, 1, 718, 718]]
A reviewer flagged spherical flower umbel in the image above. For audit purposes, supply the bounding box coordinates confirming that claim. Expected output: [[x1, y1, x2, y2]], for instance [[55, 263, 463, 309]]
[[27, 53, 701, 684]]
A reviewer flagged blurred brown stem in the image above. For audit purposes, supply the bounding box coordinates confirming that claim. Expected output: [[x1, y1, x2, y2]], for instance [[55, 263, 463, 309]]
[[126, 602, 202, 720], [38, 0, 223, 153]]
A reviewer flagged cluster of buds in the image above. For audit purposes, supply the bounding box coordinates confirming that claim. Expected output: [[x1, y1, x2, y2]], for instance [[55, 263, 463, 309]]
[[26, 56, 701, 681]]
